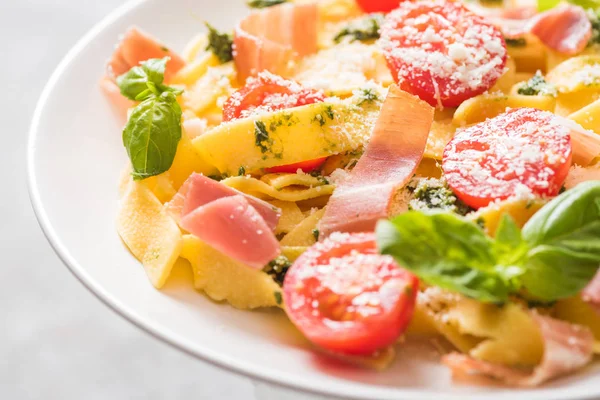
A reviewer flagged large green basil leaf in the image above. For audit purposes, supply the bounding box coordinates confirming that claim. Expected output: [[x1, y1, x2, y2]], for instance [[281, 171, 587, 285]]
[[523, 181, 600, 247], [521, 181, 600, 300], [377, 212, 515, 303], [122, 91, 182, 180]]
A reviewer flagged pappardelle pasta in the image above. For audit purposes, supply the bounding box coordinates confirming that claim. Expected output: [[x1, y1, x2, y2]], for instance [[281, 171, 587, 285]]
[[103, 0, 600, 387]]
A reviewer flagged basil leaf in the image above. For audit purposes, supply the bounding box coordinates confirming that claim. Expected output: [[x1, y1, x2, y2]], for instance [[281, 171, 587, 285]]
[[116, 58, 168, 101], [494, 214, 529, 266], [377, 212, 514, 303], [520, 181, 600, 300], [247, 0, 288, 8], [522, 245, 600, 300], [122, 91, 182, 180], [522, 181, 600, 247], [538, 0, 561, 11], [538, 0, 600, 12]]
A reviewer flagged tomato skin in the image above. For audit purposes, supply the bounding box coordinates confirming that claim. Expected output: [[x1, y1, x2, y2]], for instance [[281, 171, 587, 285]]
[[379, 0, 507, 108], [443, 108, 573, 209], [265, 158, 327, 174], [356, 0, 400, 13], [283, 233, 419, 356], [223, 72, 325, 122]]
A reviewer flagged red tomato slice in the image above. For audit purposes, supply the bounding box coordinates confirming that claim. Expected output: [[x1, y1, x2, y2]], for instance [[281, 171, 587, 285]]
[[223, 71, 325, 121], [379, 0, 507, 108], [265, 157, 327, 174], [443, 108, 573, 209], [356, 0, 400, 13], [283, 233, 419, 356]]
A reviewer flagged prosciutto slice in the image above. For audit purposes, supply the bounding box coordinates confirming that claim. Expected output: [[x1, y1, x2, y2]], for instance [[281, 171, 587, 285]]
[[443, 313, 595, 387], [529, 4, 592, 55], [233, 3, 318, 82], [166, 173, 281, 231], [106, 27, 186, 81], [583, 271, 600, 315], [477, 4, 592, 55], [319, 86, 434, 237], [180, 195, 281, 269]]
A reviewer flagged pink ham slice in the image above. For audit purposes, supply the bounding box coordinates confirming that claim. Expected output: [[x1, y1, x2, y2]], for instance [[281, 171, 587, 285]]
[[106, 27, 186, 81], [529, 4, 592, 55], [443, 313, 595, 387], [180, 195, 281, 269], [583, 271, 600, 315], [319, 85, 434, 237], [233, 3, 318, 82], [166, 173, 281, 231], [477, 4, 591, 55], [559, 119, 600, 167]]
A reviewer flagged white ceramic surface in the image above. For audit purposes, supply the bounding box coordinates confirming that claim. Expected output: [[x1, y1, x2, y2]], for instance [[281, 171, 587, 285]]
[[27, 0, 600, 399]]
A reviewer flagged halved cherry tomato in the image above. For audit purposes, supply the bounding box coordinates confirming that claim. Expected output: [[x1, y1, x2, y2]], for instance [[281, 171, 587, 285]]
[[223, 71, 325, 121], [283, 233, 419, 356], [443, 108, 573, 209], [356, 0, 400, 13], [265, 158, 327, 174], [379, 0, 507, 108]]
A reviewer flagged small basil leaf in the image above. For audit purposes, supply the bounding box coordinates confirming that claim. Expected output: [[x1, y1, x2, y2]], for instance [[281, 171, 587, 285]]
[[116, 57, 168, 101], [122, 91, 182, 180], [494, 214, 529, 266], [537, 0, 560, 11], [376, 213, 512, 303], [247, 0, 288, 8], [495, 214, 523, 249]]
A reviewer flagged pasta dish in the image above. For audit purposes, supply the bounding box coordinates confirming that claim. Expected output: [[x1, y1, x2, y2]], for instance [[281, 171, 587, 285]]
[[101, 0, 600, 387]]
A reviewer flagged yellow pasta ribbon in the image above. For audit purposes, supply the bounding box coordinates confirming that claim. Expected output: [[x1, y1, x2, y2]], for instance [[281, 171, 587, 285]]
[[194, 94, 382, 176], [453, 93, 555, 126], [222, 176, 335, 202], [117, 181, 182, 288], [281, 209, 325, 247], [180, 235, 281, 309]]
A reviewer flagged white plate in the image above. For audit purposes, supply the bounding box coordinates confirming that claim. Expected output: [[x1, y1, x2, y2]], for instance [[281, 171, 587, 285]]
[[27, 0, 600, 399]]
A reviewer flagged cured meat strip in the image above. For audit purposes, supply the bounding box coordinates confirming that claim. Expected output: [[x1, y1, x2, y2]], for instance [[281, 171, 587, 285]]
[[180, 195, 281, 269], [583, 271, 600, 315], [479, 4, 592, 55], [233, 3, 318, 81], [165, 173, 281, 231], [443, 313, 595, 387], [319, 85, 434, 236], [106, 27, 186, 81]]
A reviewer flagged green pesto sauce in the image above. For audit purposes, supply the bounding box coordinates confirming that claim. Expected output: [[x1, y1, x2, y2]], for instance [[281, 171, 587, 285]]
[[505, 37, 527, 47], [333, 14, 384, 44], [408, 178, 473, 216], [264, 255, 292, 286], [356, 88, 381, 106], [517, 73, 557, 96], [254, 120, 272, 153]]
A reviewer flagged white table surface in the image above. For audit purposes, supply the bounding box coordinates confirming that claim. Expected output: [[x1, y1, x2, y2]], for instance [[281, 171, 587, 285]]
[[1, 1, 260, 398]]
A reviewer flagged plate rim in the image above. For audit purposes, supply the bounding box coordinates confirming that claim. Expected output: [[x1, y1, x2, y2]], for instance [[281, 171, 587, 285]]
[[26, 1, 600, 399]]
